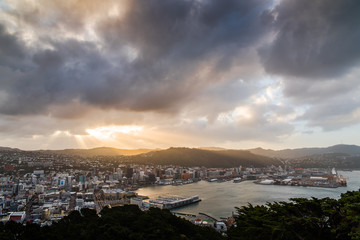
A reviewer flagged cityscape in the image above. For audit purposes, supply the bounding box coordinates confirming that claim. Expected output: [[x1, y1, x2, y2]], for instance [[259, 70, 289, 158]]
[[0, 146, 353, 231]]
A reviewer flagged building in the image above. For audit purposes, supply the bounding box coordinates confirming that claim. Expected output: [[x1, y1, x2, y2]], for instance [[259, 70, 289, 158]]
[[9, 212, 26, 223]]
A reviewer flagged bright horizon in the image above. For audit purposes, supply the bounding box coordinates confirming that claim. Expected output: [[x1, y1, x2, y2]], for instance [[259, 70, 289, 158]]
[[0, 0, 360, 151]]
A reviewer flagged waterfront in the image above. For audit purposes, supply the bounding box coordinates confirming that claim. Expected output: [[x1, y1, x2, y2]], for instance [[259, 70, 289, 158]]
[[137, 171, 360, 219]]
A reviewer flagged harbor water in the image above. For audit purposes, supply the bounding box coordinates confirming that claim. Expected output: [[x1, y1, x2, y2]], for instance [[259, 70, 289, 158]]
[[136, 171, 360, 219]]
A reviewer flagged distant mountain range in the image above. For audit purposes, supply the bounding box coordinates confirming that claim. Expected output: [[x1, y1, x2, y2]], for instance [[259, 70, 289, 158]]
[[247, 144, 360, 159], [1, 144, 360, 168], [1, 144, 359, 158], [0, 146, 21, 151]]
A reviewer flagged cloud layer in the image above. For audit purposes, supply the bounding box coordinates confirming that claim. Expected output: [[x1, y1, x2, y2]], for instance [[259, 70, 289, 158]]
[[0, 0, 269, 115], [261, 0, 360, 79], [0, 0, 360, 149]]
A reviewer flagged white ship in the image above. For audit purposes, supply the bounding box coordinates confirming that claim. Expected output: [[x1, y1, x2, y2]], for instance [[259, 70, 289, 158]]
[[233, 177, 242, 183]]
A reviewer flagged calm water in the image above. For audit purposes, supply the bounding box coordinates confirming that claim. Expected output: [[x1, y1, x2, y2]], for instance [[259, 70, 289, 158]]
[[136, 171, 360, 219]]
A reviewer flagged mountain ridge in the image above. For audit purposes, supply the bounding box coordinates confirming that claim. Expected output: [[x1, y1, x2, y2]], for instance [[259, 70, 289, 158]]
[[247, 144, 360, 159], [123, 147, 282, 168], [0, 144, 359, 159]]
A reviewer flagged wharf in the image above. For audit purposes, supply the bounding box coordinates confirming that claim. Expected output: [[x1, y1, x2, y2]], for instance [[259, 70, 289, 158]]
[[148, 195, 201, 210], [255, 176, 347, 188]]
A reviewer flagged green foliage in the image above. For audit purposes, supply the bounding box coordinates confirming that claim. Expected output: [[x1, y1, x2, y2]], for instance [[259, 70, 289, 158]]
[[0, 205, 223, 240], [228, 191, 360, 240], [2, 192, 360, 239]]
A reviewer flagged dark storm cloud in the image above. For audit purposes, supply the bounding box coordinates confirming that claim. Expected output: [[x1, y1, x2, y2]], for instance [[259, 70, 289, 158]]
[[100, 0, 258, 58], [92, 0, 269, 111], [0, 0, 270, 116], [0, 36, 110, 115], [256, 0, 360, 132], [260, 0, 360, 79], [0, 24, 27, 70]]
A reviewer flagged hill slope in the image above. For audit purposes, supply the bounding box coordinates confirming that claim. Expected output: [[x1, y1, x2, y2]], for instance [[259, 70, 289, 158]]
[[125, 147, 282, 168], [0, 146, 21, 152], [248, 144, 360, 159]]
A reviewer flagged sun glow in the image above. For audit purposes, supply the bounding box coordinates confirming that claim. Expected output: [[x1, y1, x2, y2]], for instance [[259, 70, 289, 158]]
[[86, 125, 143, 139]]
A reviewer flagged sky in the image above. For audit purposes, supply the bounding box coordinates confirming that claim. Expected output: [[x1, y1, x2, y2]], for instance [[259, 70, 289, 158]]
[[0, 0, 360, 150]]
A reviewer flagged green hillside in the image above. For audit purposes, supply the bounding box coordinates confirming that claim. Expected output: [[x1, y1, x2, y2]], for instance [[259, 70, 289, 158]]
[[125, 147, 282, 168]]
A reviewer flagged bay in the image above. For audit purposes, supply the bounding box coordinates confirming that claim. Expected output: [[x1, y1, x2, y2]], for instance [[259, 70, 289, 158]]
[[136, 171, 360, 219]]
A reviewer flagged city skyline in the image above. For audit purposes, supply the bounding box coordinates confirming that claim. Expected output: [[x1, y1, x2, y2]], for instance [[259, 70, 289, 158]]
[[0, 0, 360, 150]]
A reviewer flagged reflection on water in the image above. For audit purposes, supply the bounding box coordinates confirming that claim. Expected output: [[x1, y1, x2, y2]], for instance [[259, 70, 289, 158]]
[[136, 171, 360, 218]]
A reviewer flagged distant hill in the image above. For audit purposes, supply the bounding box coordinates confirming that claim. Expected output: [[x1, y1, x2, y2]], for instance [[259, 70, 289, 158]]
[[1, 144, 360, 168], [42, 147, 158, 156], [327, 144, 360, 155], [0, 146, 21, 152], [248, 144, 360, 159], [197, 147, 227, 151], [124, 147, 282, 168]]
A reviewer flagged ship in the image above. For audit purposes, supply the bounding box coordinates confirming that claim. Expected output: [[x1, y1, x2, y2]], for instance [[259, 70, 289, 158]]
[[208, 178, 218, 182], [148, 195, 201, 209], [233, 177, 242, 183]]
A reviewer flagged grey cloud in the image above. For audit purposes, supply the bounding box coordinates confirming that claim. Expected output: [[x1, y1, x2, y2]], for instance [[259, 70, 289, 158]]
[[91, 0, 269, 110], [0, 24, 27, 70], [281, 70, 360, 131], [260, 0, 360, 79], [177, 115, 294, 144], [180, 78, 257, 123], [0, 37, 110, 115], [0, 0, 271, 116], [257, 0, 360, 132], [299, 97, 360, 131], [172, 101, 296, 143], [99, 0, 264, 59], [283, 76, 360, 105]]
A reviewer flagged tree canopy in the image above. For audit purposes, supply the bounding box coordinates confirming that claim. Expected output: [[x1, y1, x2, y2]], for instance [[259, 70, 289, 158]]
[[1, 191, 359, 239], [0, 205, 223, 240], [228, 190, 360, 240]]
